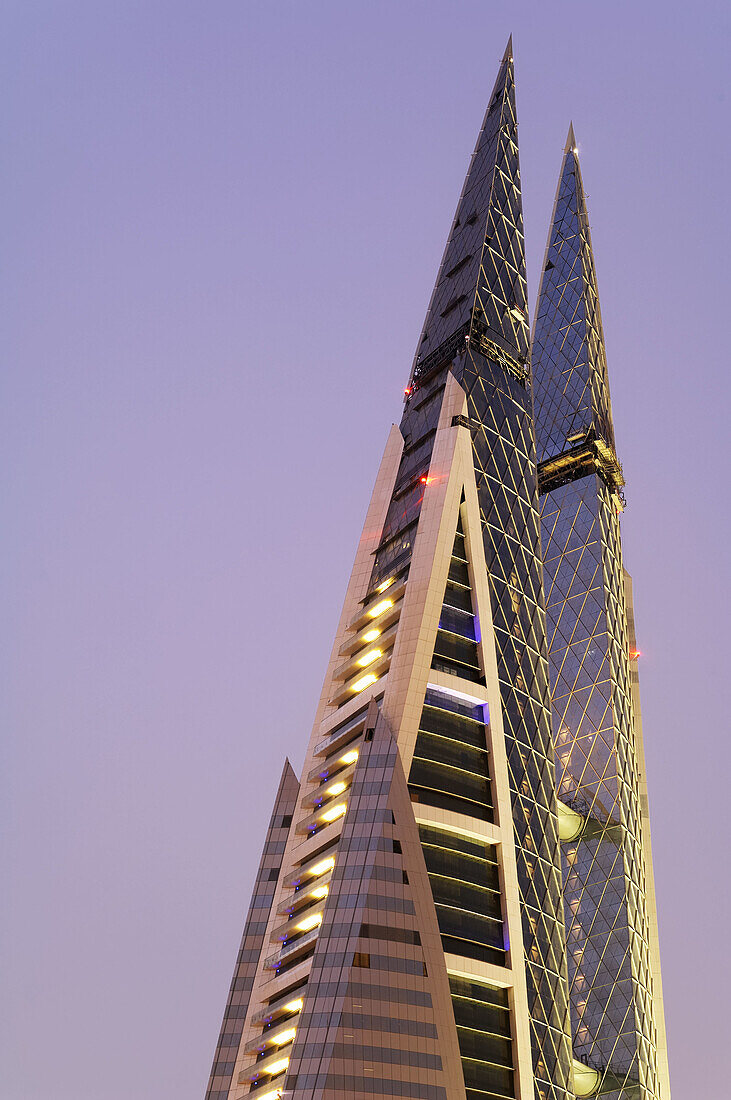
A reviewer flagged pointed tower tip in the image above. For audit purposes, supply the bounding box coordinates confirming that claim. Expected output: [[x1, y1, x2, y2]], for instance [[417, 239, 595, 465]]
[[565, 122, 577, 154], [503, 34, 513, 62], [282, 756, 298, 781]]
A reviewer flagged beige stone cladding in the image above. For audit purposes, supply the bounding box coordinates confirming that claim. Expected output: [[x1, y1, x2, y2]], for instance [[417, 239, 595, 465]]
[[379, 372, 534, 1097], [222, 373, 536, 1100], [225, 423, 406, 1098], [204, 761, 300, 1100], [278, 707, 465, 1100]]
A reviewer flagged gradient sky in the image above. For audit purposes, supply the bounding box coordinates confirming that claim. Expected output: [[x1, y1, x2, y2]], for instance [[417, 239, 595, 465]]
[[3, 3, 729, 1098]]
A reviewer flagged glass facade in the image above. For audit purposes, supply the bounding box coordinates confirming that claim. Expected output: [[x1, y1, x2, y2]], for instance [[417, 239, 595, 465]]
[[532, 135, 664, 1097], [371, 46, 573, 1100], [203, 46, 668, 1100]]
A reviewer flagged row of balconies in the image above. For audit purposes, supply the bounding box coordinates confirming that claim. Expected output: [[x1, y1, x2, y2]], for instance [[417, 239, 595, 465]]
[[236, 574, 409, 1092]]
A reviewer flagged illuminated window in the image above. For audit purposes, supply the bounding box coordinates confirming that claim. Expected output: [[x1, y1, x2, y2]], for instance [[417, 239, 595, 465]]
[[367, 598, 393, 619], [352, 672, 378, 693]]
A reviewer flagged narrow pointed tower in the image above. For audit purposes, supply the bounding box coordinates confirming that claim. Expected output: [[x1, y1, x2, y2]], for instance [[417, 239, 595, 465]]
[[205, 44, 575, 1100], [531, 130, 671, 1099]]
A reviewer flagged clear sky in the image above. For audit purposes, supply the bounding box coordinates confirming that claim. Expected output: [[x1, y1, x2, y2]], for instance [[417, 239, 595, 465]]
[[3, 2, 729, 1097]]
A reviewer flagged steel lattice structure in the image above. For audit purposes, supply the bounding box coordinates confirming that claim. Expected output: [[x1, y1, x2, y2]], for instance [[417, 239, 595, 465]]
[[533, 130, 670, 1100]]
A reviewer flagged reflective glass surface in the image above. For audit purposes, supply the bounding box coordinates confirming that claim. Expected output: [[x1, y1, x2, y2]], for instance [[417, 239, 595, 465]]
[[532, 143, 614, 466], [533, 142, 663, 1098], [387, 50, 573, 1100]]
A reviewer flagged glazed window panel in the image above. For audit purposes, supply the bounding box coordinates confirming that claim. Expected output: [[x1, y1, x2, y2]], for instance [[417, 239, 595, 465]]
[[439, 604, 477, 639], [410, 785, 493, 822], [419, 705, 487, 749], [462, 1059, 514, 1097], [418, 824, 496, 862], [409, 758, 492, 809], [421, 844, 501, 892], [429, 874, 503, 920], [443, 581, 474, 613], [435, 904, 504, 948], [452, 995, 512, 1037], [456, 1027, 512, 1067], [412, 730, 489, 776]]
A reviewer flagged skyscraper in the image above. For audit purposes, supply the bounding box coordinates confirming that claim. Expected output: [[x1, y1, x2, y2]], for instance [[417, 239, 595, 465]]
[[203, 42, 669, 1100], [531, 129, 670, 1100]]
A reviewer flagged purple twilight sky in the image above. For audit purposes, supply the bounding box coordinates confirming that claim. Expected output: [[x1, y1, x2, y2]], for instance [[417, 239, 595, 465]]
[[3, 2, 729, 1098]]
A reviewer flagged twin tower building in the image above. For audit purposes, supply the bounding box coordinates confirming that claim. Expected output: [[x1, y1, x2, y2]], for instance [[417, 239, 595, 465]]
[[204, 40, 670, 1100]]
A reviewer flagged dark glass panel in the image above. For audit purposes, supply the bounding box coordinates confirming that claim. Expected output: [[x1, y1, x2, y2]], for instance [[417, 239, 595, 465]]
[[439, 932, 505, 966], [433, 630, 481, 667], [443, 581, 474, 613], [435, 904, 503, 948], [410, 786, 493, 823], [449, 977, 509, 1008], [451, 996, 511, 1037], [456, 1028, 512, 1068], [439, 604, 477, 639], [462, 1060, 514, 1096], [419, 824, 495, 862], [421, 844, 500, 893], [452, 531, 468, 561], [409, 758, 492, 807], [413, 731, 488, 776], [431, 655, 485, 684], [429, 875, 502, 920], [419, 706, 487, 748], [423, 689, 485, 722], [397, 431, 436, 484], [448, 559, 471, 587]]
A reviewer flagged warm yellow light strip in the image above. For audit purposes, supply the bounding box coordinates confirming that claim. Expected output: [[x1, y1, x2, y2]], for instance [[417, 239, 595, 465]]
[[362, 628, 380, 643], [352, 672, 378, 693], [295, 911, 323, 932], [324, 780, 347, 797], [321, 802, 346, 823], [376, 576, 395, 593], [308, 856, 335, 876], [356, 648, 381, 667], [282, 996, 303, 1013], [265, 1056, 289, 1076], [340, 748, 358, 765], [367, 598, 393, 619], [260, 1024, 297, 1050]]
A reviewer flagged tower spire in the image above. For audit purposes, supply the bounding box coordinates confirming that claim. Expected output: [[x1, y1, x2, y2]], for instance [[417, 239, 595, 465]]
[[532, 136, 671, 1098], [532, 127, 616, 468], [410, 41, 528, 389], [564, 120, 576, 152]]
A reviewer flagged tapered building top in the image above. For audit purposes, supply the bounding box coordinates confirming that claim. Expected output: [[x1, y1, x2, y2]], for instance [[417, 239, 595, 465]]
[[197, 50, 677, 1100], [533, 132, 670, 1098], [411, 37, 529, 382], [532, 127, 616, 467]]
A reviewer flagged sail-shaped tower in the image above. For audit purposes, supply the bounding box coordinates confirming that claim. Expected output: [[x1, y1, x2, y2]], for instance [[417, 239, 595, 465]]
[[531, 129, 671, 1099], [202, 48, 670, 1100]]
